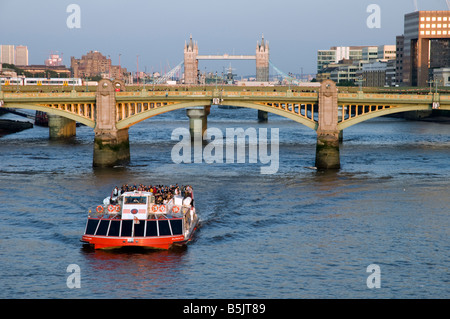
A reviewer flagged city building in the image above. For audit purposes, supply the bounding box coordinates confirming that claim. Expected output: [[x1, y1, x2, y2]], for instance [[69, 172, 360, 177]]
[[395, 36, 405, 86], [15, 45, 28, 66], [385, 59, 397, 87], [362, 46, 379, 62], [377, 45, 396, 61], [398, 10, 450, 87], [45, 53, 63, 67], [0, 45, 15, 64], [316, 45, 395, 85], [433, 67, 450, 86], [71, 51, 128, 80], [317, 46, 367, 73], [357, 61, 388, 87], [19, 65, 72, 77], [329, 62, 361, 84]]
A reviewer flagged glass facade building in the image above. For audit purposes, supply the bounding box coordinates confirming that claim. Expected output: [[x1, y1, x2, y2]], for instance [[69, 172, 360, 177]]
[[401, 11, 450, 87]]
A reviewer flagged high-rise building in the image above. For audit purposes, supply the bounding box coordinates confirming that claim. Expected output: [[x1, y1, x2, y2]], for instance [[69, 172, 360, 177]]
[[399, 10, 450, 87], [395, 36, 405, 86], [15, 45, 28, 66], [0, 45, 15, 64]]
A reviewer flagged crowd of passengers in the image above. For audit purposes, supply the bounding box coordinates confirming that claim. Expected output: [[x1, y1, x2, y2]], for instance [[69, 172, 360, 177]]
[[111, 184, 193, 205]]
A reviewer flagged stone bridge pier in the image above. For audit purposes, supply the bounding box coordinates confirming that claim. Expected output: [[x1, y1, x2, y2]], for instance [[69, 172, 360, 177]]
[[93, 79, 130, 167], [315, 80, 340, 169], [48, 114, 76, 139], [186, 106, 210, 141]]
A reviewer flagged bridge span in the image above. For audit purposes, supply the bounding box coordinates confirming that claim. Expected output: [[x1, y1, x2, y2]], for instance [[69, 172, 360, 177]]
[[1, 79, 449, 169]]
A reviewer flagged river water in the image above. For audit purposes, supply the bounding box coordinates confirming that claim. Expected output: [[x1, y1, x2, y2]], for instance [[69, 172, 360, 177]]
[[0, 107, 449, 299]]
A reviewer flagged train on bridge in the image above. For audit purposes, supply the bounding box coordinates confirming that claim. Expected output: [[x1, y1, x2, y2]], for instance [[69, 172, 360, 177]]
[[0, 77, 83, 86]]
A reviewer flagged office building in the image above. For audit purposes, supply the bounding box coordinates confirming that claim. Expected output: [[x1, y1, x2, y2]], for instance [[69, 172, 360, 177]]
[[377, 45, 396, 61], [433, 67, 450, 86], [362, 46, 379, 62], [1, 45, 15, 64], [395, 36, 405, 86], [15, 45, 28, 66], [399, 10, 450, 86], [317, 45, 395, 83], [357, 61, 388, 87], [317, 46, 368, 73]]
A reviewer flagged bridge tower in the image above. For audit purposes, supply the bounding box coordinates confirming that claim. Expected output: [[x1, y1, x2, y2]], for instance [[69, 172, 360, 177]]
[[256, 34, 270, 122], [256, 34, 269, 82], [184, 35, 199, 85]]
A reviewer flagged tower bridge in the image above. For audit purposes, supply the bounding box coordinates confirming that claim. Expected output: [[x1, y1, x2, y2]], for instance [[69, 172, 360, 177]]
[[1, 78, 449, 170], [183, 35, 269, 84]]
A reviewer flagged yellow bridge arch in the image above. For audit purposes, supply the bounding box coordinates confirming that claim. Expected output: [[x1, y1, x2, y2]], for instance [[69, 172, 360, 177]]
[[3, 102, 96, 128], [115, 99, 318, 130]]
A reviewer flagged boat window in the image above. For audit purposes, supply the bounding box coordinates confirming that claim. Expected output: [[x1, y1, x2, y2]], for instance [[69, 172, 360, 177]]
[[124, 196, 147, 205], [134, 221, 145, 237], [158, 220, 171, 236], [121, 220, 133, 237], [96, 220, 110, 236], [170, 220, 183, 235], [85, 219, 99, 235], [146, 220, 158, 237], [108, 220, 121, 236]]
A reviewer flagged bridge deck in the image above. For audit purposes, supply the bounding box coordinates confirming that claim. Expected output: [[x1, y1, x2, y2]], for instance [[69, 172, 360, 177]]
[[1, 85, 449, 131]]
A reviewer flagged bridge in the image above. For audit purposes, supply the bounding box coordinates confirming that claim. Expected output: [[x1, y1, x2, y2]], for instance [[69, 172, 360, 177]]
[[1, 79, 449, 169]]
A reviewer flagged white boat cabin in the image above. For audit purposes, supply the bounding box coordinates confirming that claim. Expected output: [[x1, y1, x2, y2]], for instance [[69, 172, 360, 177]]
[[102, 191, 192, 220]]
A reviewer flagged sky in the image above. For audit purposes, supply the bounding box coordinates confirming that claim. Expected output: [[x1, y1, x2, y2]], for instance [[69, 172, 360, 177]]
[[0, 0, 449, 76]]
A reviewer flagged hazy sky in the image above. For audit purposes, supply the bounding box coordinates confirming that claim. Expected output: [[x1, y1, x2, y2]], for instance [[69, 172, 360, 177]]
[[0, 0, 449, 76]]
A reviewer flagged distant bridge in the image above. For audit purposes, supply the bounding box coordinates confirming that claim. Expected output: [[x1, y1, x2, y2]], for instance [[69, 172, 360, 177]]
[[1, 79, 449, 169]]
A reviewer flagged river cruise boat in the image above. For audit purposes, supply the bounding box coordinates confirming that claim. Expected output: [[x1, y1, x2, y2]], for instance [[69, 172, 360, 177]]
[[81, 188, 199, 250]]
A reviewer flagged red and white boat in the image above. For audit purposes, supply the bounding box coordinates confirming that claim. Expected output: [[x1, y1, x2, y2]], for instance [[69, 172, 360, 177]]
[[81, 187, 199, 250]]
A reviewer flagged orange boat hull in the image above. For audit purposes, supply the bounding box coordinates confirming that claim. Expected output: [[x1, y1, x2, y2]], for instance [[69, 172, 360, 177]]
[[81, 232, 195, 250]]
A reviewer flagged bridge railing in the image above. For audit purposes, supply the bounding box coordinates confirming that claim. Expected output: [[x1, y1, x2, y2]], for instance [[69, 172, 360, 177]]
[[114, 90, 319, 99]]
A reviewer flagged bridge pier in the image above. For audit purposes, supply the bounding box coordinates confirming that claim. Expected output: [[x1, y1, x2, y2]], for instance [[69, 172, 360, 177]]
[[93, 79, 130, 167], [315, 80, 340, 169], [315, 130, 340, 169], [258, 110, 268, 122], [186, 106, 210, 141], [93, 128, 130, 167], [48, 115, 76, 139]]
